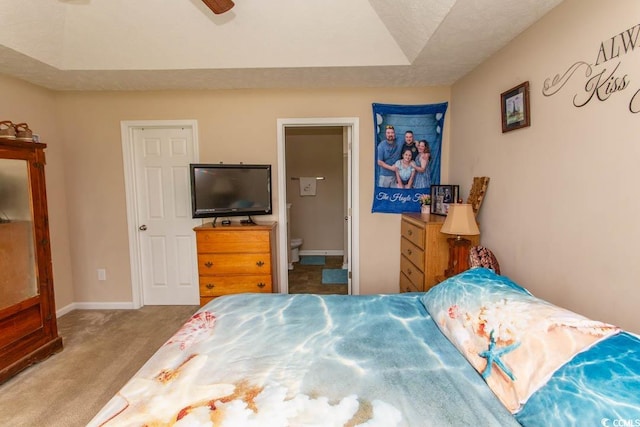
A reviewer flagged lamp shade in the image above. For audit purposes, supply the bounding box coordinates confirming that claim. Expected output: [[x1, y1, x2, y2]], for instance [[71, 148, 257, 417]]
[[440, 204, 480, 236]]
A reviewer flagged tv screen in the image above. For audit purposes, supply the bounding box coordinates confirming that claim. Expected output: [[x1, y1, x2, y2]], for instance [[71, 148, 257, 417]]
[[190, 164, 272, 219]]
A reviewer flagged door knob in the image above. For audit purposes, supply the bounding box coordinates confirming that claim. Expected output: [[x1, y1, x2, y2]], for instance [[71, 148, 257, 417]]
[[139, 225, 147, 231]]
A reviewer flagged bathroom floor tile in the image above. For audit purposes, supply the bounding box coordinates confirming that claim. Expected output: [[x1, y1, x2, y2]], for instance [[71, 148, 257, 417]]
[[288, 256, 347, 295]]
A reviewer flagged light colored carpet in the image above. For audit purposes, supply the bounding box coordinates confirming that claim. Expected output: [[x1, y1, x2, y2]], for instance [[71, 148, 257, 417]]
[[0, 305, 198, 427]]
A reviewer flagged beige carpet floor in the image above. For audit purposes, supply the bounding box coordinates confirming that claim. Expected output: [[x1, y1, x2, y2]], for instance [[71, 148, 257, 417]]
[[0, 305, 198, 427]]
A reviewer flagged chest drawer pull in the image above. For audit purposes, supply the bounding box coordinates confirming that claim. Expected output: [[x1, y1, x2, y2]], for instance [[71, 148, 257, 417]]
[[407, 268, 412, 275], [256, 260, 265, 267], [257, 282, 266, 288], [406, 248, 412, 255], [407, 229, 413, 236], [204, 261, 213, 268], [206, 283, 215, 289]]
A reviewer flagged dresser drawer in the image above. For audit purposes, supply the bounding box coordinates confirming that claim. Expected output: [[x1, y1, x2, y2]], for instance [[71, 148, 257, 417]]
[[401, 219, 425, 249], [200, 296, 214, 306], [398, 214, 481, 297], [197, 253, 272, 275], [400, 256, 424, 289], [196, 230, 271, 253], [399, 272, 421, 293], [194, 222, 276, 307], [400, 237, 424, 271], [199, 275, 272, 296]]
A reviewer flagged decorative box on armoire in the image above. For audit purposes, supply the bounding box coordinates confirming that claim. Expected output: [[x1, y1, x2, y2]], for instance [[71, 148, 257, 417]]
[[0, 139, 63, 384], [399, 213, 479, 293]]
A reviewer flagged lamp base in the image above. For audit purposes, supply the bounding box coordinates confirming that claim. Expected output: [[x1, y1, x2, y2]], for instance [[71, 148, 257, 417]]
[[444, 237, 472, 278]]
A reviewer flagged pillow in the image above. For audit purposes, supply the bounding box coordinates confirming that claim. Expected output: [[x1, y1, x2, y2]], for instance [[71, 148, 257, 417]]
[[516, 331, 640, 427], [420, 268, 620, 413], [469, 246, 501, 274]]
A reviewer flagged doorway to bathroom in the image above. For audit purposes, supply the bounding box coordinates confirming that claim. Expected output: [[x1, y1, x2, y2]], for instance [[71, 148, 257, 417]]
[[276, 118, 359, 296]]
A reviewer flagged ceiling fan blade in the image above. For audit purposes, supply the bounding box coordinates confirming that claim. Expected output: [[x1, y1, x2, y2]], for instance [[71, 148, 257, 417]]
[[201, 0, 235, 14]]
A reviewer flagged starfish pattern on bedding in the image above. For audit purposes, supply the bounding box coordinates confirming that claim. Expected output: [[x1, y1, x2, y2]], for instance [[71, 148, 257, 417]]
[[478, 329, 520, 381]]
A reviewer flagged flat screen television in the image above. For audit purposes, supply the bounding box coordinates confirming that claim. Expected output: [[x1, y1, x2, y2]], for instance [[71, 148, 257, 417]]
[[189, 163, 273, 220]]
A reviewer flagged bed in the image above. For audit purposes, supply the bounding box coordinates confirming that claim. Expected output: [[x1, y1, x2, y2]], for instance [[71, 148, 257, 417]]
[[88, 268, 640, 426]]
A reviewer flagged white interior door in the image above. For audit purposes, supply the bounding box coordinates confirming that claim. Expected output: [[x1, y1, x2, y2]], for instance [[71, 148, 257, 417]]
[[131, 125, 199, 305], [344, 126, 353, 293]]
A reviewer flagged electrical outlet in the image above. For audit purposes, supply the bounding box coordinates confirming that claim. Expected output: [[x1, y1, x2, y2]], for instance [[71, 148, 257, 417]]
[[97, 269, 106, 281]]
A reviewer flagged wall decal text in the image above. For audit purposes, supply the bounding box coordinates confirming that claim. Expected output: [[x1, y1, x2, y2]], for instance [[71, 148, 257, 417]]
[[543, 23, 639, 113]]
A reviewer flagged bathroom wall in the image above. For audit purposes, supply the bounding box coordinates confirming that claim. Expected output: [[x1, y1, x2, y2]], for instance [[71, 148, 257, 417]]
[[285, 127, 344, 254]]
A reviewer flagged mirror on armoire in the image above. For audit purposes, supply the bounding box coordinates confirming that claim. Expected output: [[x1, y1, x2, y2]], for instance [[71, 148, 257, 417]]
[[0, 158, 38, 310]]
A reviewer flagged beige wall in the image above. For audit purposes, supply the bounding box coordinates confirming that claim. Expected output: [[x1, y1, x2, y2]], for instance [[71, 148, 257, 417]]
[[451, 0, 640, 332], [0, 75, 75, 310], [50, 87, 451, 303], [285, 127, 344, 253], [9, 0, 635, 334]]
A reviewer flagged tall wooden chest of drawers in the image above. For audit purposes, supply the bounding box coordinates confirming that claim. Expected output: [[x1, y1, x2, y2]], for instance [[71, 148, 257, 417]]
[[194, 222, 276, 306], [399, 213, 479, 293]]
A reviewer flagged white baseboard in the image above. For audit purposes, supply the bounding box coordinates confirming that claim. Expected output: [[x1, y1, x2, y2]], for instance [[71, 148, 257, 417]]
[[56, 301, 135, 318], [299, 249, 344, 256], [55, 303, 76, 318]]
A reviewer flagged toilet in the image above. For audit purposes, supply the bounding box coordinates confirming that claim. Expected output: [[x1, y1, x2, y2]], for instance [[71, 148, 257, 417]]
[[290, 237, 303, 265]]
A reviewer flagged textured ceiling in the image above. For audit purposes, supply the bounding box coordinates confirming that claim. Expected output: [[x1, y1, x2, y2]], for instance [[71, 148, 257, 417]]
[[0, 0, 563, 91]]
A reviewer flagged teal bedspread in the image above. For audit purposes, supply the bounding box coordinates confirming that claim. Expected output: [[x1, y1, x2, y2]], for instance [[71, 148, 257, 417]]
[[88, 293, 519, 426]]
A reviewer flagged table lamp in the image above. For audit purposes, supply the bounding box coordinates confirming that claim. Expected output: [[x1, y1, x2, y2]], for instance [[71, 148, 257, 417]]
[[440, 203, 480, 277]]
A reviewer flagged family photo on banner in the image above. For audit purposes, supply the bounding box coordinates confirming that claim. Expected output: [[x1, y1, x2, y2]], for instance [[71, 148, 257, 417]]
[[371, 102, 448, 214]]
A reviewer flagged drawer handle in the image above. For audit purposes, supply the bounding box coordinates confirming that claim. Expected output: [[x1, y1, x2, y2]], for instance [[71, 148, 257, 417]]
[[407, 268, 412, 275], [257, 282, 266, 288], [256, 260, 265, 267], [407, 229, 413, 236], [204, 261, 213, 268], [405, 287, 411, 292], [206, 283, 215, 289], [407, 248, 412, 255]]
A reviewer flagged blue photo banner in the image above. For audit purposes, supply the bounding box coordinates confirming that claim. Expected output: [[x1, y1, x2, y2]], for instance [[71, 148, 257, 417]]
[[372, 102, 448, 214]]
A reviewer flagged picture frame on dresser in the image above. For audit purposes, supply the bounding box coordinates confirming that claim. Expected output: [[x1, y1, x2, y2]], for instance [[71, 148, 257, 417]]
[[430, 185, 459, 215]]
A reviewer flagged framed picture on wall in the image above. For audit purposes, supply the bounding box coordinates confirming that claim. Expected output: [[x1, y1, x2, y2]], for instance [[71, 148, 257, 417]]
[[371, 102, 448, 214], [501, 81, 530, 133], [430, 185, 459, 215]]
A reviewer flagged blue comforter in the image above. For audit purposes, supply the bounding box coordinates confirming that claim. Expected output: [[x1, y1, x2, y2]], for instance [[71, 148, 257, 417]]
[[88, 293, 520, 426]]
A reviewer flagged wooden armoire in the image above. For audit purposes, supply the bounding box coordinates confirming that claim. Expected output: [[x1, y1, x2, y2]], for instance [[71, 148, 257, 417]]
[[0, 138, 63, 384]]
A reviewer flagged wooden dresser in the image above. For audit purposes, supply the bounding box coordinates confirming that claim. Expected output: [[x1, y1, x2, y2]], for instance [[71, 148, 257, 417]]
[[194, 222, 276, 306], [399, 213, 479, 293]]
